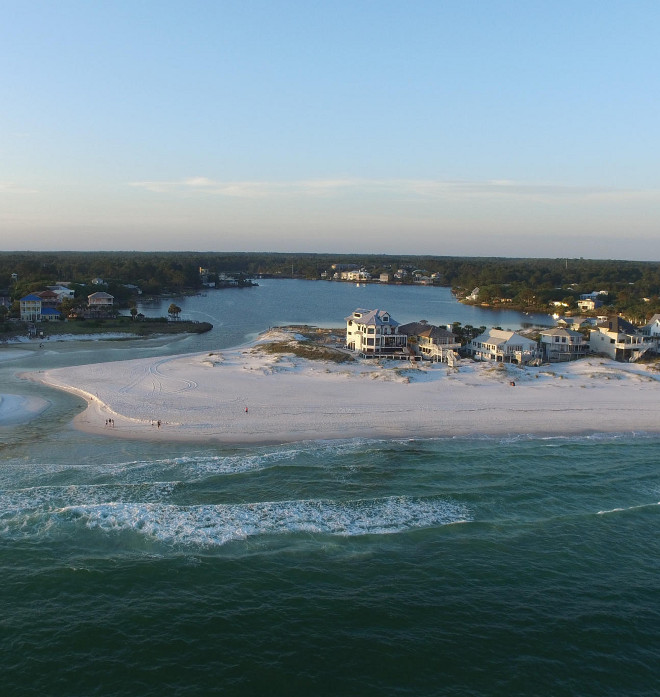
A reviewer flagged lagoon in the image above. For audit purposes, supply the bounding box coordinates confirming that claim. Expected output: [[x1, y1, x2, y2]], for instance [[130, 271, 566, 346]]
[[137, 279, 553, 350]]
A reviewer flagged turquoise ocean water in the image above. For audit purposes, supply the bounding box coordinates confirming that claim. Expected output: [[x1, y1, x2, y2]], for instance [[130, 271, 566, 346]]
[[1, 282, 658, 696]]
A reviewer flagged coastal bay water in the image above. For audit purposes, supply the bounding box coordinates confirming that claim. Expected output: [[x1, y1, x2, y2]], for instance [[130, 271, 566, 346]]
[[1, 281, 658, 696], [136, 279, 554, 352]]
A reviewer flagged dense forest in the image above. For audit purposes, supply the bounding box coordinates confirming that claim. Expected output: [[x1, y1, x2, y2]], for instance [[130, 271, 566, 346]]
[[1, 251, 660, 322]]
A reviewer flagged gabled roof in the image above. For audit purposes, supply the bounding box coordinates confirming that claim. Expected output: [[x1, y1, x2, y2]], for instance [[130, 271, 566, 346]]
[[595, 316, 639, 335], [398, 321, 456, 341], [644, 313, 660, 327], [20, 294, 42, 302], [345, 308, 398, 327], [87, 292, 114, 300], [473, 329, 515, 346], [471, 328, 535, 347]]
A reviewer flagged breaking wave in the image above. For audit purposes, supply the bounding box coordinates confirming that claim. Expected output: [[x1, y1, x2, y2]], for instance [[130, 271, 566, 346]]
[[1, 495, 469, 545]]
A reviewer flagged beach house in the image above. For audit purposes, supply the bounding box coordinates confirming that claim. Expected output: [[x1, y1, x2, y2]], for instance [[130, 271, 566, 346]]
[[345, 308, 407, 356], [539, 327, 589, 362], [398, 321, 460, 363], [86, 291, 115, 318], [588, 316, 652, 361], [19, 294, 43, 322], [577, 298, 602, 312], [641, 314, 660, 353], [19, 293, 61, 322], [465, 328, 539, 364]]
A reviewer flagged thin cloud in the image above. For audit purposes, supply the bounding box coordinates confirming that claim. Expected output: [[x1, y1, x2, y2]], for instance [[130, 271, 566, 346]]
[[128, 177, 653, 202]]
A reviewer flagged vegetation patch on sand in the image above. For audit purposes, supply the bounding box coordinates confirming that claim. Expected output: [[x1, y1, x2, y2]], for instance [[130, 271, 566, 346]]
[[255, 339, 354, 363], [1, 317, 213, 340]]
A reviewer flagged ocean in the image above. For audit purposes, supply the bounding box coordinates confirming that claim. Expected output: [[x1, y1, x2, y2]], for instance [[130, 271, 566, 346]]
[[1, 281, 658, 696]]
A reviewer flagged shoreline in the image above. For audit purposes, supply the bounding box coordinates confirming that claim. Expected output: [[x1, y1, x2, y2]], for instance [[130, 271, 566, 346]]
[[24, 330, 660, 444]]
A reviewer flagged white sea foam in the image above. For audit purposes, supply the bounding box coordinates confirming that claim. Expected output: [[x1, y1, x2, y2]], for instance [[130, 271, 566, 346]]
[[597, 502, 660, 515], [0, 440, 383, 489], [0, 482, 181, 515], [3, 495, 470, 545]]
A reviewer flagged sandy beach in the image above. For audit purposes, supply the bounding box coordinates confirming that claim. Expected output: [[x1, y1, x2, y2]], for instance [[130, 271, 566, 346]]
[[20, 329, 660, 444]]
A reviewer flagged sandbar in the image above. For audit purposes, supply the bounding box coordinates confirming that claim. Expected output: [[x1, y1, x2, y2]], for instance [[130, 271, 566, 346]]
[[0, 393, 50, 426], [27, 330, 660, 444]]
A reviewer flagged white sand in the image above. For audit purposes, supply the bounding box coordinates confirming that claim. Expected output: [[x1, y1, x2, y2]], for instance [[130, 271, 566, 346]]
[[28, 330, 660, 444], [0, 393, 50, 425]]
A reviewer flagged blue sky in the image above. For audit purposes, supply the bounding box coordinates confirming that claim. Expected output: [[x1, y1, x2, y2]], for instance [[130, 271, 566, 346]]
[[2, 1, 659, 258]]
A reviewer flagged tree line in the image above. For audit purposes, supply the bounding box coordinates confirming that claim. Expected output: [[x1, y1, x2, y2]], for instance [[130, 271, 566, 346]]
[[1, 252, 660, 321]]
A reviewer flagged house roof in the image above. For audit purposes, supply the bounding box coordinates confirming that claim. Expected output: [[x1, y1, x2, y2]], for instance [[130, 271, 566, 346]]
[[345, 308, 399, 327], [556, 315, 592, 325], [398, 321, 456, 341], [540, 327, 583, 338], [87, 292, 114, 300], [471, 328, 536, 347], [40, 307, 61, 316], [596, 316, 639, 335], [20, 294, 42, 302]]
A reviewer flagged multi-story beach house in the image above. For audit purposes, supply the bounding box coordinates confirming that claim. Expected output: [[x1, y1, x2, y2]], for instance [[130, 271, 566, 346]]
[[539, 327, 589, 362], [88, 291, 114, 308], [577, 298, 603, 312], [86, 292, 115, 318], [641, 314, 660, 353], [588, 316, 652, 361], [19, 294, 43, 322], [19, 294, 61, 322], [465, 328, 539, 364], [398, 321, 460, 363], [345, 308, 408, 357], [339, 269, 372, 282]]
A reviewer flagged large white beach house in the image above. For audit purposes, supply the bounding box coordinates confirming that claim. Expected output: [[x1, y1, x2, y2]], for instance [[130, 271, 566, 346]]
[[466, 328, 539, 364], [589, 316, 653, 361], [345, 308, 408, 356]]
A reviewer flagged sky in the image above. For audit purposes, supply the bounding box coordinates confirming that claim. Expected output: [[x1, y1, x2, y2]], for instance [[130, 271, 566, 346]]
[[1, 0, 660, 259]]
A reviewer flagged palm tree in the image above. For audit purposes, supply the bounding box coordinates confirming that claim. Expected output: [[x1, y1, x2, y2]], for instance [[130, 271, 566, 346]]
[[168, 303, 182, 320]]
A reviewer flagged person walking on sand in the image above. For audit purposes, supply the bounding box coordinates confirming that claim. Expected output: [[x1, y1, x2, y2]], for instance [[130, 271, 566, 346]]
[[245, 406, 248, 414]]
